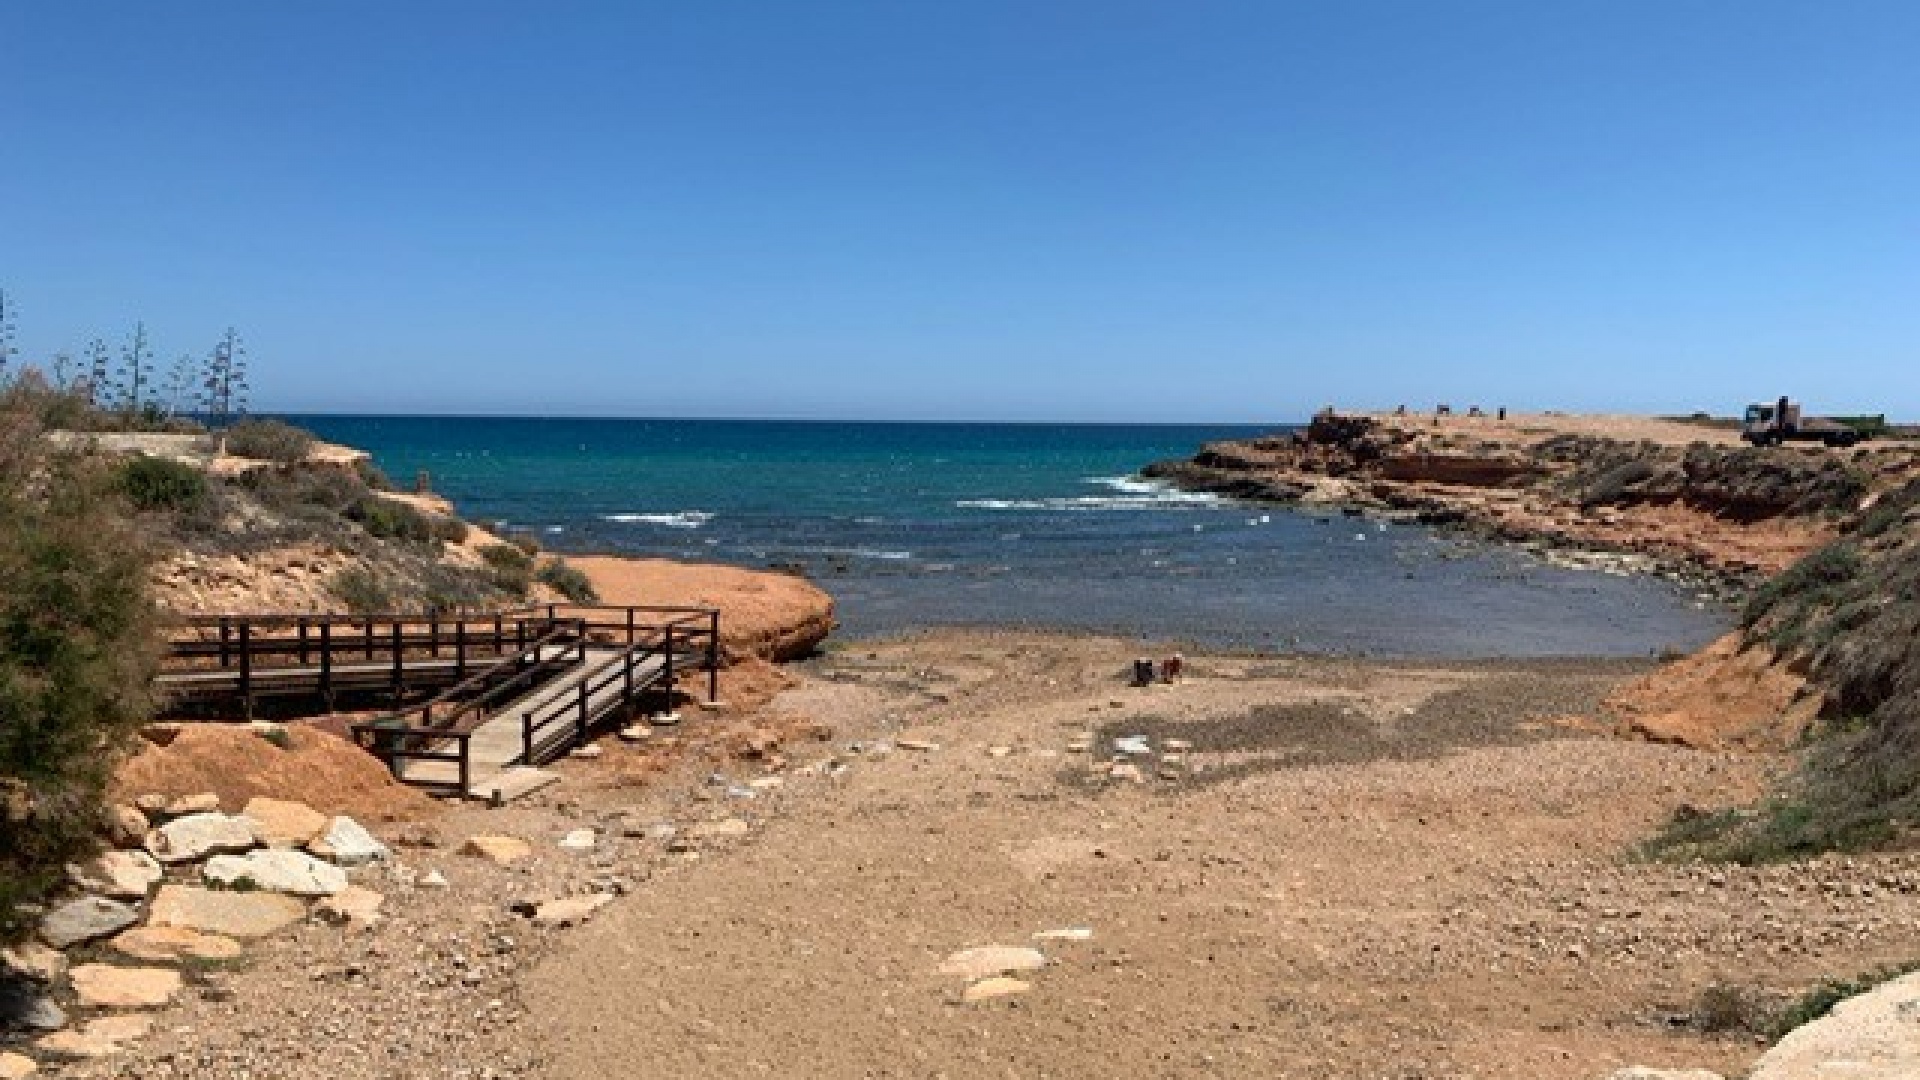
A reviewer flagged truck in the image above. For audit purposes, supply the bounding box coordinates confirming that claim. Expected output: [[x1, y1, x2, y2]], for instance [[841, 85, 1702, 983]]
[[1740, 397, 1877, 448]]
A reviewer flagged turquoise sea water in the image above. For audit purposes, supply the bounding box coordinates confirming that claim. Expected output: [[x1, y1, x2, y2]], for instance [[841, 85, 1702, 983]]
[[292, 416, 1728, 656]]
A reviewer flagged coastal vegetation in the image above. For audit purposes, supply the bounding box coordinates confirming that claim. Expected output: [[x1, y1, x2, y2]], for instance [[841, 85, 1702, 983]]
[[0, 380, 161, 943]]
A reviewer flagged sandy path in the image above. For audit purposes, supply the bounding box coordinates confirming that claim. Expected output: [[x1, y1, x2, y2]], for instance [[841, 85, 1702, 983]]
[[522, 634, 1920, 1079]]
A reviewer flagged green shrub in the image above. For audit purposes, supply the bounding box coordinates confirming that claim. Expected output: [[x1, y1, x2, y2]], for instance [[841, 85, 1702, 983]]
[[328, 565, 393, 616], [427, 515, 469, 545], [536, 557, 599, 603], [354, 458, 394, 491], [223, 418, 315, 463], [348, 496, 434, 544], [0, 427, 159, 943], [479, 542, 534, 597], [118, 455, 211, 516]]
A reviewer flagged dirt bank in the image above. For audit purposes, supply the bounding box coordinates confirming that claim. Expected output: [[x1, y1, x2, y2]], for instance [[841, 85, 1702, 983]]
[[1145, 410, 1920, 584], [573, 556, 837, 663]]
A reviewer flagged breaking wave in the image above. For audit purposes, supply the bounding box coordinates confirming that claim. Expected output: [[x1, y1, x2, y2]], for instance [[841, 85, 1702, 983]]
[[956, 476, 1222, 512], [602, 511, 714, 529]]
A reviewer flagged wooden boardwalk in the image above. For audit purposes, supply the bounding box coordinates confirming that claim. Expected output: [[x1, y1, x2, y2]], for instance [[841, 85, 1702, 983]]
[[157, 605, 721, 796]]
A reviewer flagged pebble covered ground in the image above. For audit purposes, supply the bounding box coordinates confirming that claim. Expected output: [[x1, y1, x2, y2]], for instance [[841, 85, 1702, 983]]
[[10, 631, 1920, 1079]]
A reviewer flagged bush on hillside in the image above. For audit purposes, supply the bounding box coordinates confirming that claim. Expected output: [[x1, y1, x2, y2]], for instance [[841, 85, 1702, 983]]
[[328, 565, 393, 616], [223, 418, 314, 463], [0, 414, 159, 943], [118, 454, 212, 516], [536, 557, 599, 604], [347, 495, 434, 545], [479, 542, 534, 597]]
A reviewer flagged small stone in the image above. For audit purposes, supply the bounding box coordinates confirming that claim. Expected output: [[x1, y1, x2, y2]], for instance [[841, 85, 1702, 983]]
[[962, 977, 1030, 1003], [569, 744, 604, 759], [558, 829, 596, 852], [103, 804, 149, 848], [70, 965, 181, 1010], [687, 818, 749, 840], [531, 893, 613, 927], [897, 739, 938, 752], [148, 885, 306, 939], [938, 946, 1048, 981], [109, 926, 243, 963], [618, 725, 651, 743], [1606, 1071, 1725, 1080], [315, 886, 385, 930], [1066, 741, 1091, 753], [0, 1050, 38, 1078], [203, 850, 348, 896], [1032, 926, 1094, 942], [460, 836, 533, 865], [986, 745, 1013, 758], [72, 851, 163, 901], [419, 870, 449, 889], [241, 797, 328, 849], [748, 776, 785, 790], [40, 896, 140, 949], [1163, 738, 1193, 752], [1113, 735, 1151, 756], [1108, 762, 1145, 783], [145, 812, 256, 864], [308, 816, 389, 867]]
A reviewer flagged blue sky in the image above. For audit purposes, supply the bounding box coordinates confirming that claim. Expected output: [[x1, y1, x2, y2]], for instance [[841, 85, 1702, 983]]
[[2, 1, 1915, 421]]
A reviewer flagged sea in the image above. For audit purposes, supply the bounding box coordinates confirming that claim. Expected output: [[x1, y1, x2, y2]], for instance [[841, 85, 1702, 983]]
[[291, 416, 1729, 657]]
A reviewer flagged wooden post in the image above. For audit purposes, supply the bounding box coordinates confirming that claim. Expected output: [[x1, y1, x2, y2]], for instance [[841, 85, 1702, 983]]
[[219, 617, 232, 669], [457, 733, 470, 796], [663, 625, 676, 705], [237, 621, 252, 713], [319, 621, 333, 704], [298, 618, 310, 666], [523, 712, 534, 764], [390, 622, 403, 697], [455, 622, 467, 679], [576, 681, 589, 746], [708, 611, 720, 703]]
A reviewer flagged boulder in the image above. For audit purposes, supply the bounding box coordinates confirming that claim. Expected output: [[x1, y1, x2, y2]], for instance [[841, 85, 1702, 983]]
[[308, 816, 388, 867], [1749, 971, 1920, 1080], [145, 812, 256, 864], [110, 926, 243, 963], [0, 1050, 37, 1078], [147, 885, 305, 939], [39, 896, 140, 949], [203, 849, 347, 896], [72, 851, 163, 901], [162, 792, 220, 817], [460, 835, 532, 865], [938, 946, 1048, 981], [69, 965, 181, 1010], [241, 797, 328, 849]]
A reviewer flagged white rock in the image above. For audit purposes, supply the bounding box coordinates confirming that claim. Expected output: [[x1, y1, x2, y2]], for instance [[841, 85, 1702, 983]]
[[963, 976, 1030, 1003], [558, 829, 596, 852], [419, 870, 448, 889], [1749, 971, 1920, 1080], [145, 812, 256, 864], [203, 849, 348, 896], [1032, 926, 1094, 942], [309, 816, 389, 867], [938, 946, 1048, 981]]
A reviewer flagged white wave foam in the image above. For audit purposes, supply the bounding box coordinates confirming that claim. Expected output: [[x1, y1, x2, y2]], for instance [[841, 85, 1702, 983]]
[[603, 511, 714, 529], [956, 477, 1221, 512]]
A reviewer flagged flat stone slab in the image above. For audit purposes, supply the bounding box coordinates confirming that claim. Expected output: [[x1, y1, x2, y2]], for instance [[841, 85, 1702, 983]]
[[307, 816, 388, 867], [70, 965, 181, 1010], [315, 885, 385, 930], [40, 896, 140, 949], [532, 893, 613, 927], [0, 1050, 38, 1078], [938, 946, 1048, 981], [242, 797, 328, 849], [72, 851, 163, 901], [146, 812, 256, 864], [460, 835, 533, 865], [204, 849, 348, 896], [148, 885, 305, 939], [0, 980, 66, 1032], [35, 1015, 150, 1059], [110, 926, 243, 963]]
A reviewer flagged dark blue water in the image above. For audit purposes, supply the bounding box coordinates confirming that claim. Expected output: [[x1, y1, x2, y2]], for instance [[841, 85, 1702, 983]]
[[292, 416, 1728, 656]]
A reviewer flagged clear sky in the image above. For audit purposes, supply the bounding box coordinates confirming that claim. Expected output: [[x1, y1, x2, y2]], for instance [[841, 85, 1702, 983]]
[[2, 1, 1916, 421]]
